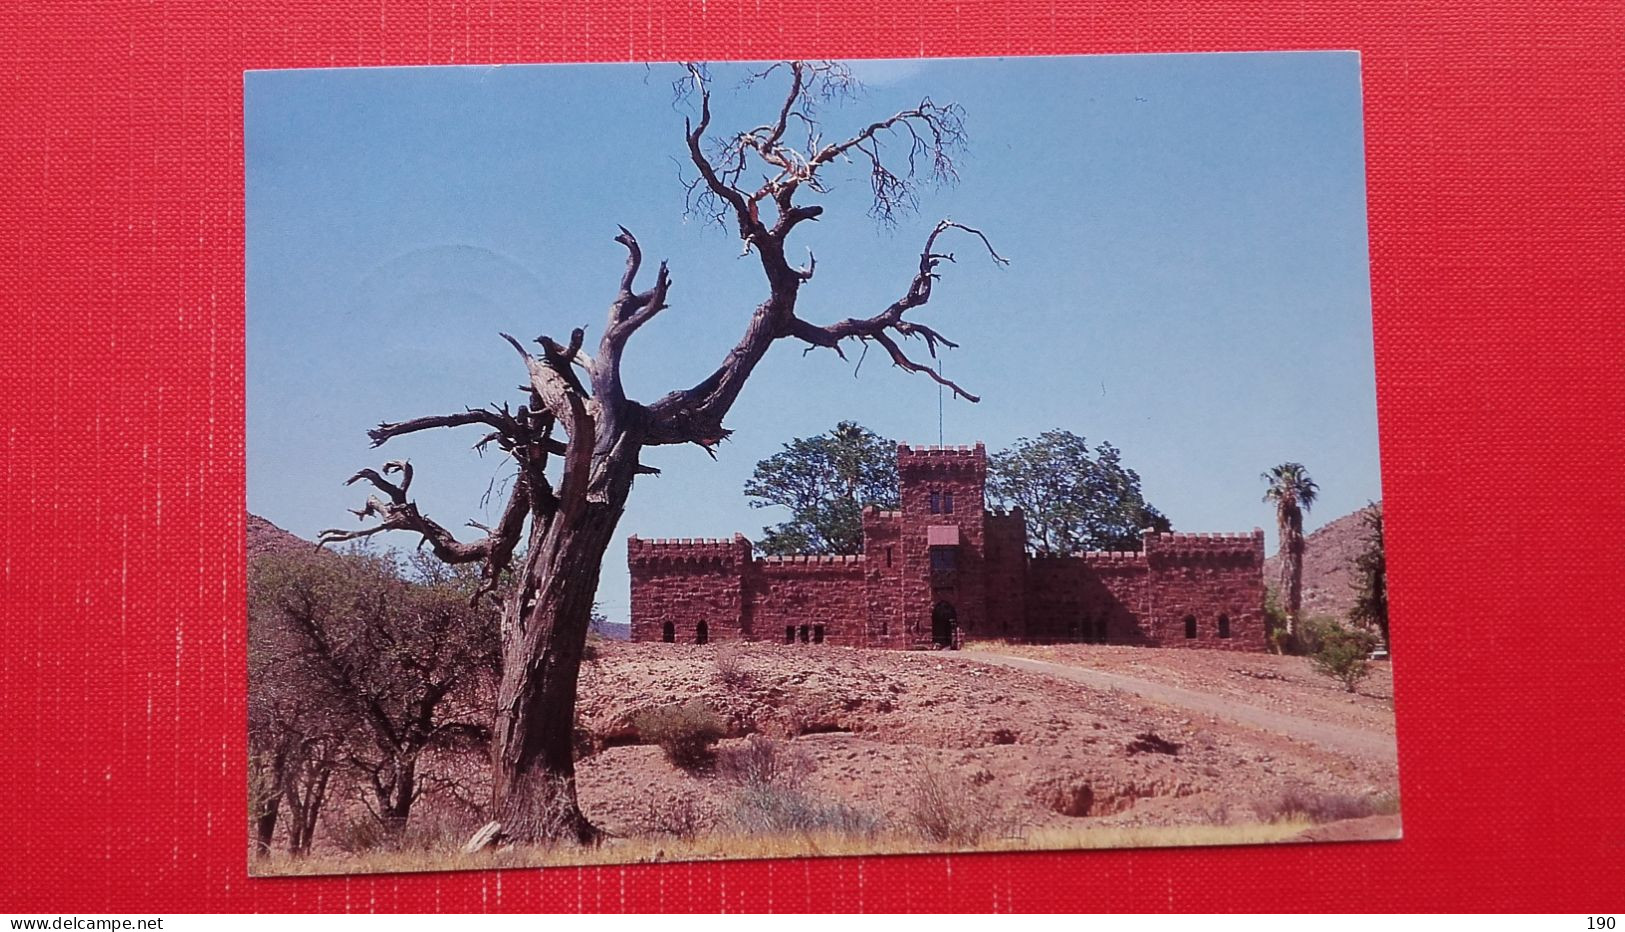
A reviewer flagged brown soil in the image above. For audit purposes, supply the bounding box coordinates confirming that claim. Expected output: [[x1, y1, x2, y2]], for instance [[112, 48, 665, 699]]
[[572, 641, 1400, 842]]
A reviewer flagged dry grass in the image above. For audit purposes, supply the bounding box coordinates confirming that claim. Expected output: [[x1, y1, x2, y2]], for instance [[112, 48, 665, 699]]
[[251, 819, 1326, 876]]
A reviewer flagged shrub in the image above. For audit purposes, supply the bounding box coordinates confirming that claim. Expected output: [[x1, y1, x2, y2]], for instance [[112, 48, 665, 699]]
[[632, 701, 727, 769], [1310, 622, 1378, 692], [637, 792, 708, 839], [729, 781, 882, 837], [717, 735, 812, 787], [905, 761, 1021, 846], [1252, 786, 1382, 824], [714, 649, 752, 690]]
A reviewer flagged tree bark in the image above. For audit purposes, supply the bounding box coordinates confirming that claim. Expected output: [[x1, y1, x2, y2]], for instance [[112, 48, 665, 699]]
[[489, 443, 641, 845], [253, 793, 280, 857]]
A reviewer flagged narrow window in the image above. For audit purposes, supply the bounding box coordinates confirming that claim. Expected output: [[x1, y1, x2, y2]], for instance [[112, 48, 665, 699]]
[[944, 491, 954, 514], [696, 620, 709, 645], [798, 624, 810, 643], [785, 625, 795, 644], [813, 624, 825, 644], [885, 546, 893, 568], [1218, 614, 1231, 638], [1183, 615, 1197, 639], [662, 621, 675, 643], [929, 492, 940, 514]]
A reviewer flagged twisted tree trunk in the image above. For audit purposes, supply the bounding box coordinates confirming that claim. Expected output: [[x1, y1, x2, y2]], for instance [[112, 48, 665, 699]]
[[323, 61, 1004, 849], [490, 447, 640, 844]]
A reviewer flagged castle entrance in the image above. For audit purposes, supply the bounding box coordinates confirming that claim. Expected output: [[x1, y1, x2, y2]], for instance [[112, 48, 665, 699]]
[[931, 601, 958, 649]]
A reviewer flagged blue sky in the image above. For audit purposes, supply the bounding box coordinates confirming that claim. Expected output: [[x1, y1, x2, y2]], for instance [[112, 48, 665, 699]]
[[246, 53, 1377, 623]]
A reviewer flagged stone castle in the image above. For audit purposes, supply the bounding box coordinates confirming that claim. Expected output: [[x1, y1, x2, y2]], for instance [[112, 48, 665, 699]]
[[629, 442, 1267, 651]]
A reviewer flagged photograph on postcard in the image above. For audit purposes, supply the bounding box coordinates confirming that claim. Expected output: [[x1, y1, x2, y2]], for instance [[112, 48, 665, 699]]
[[245, 53, 1396, 874]]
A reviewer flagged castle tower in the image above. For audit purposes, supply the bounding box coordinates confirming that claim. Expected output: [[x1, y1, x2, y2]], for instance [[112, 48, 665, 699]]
[[894, 443, 989, 647]]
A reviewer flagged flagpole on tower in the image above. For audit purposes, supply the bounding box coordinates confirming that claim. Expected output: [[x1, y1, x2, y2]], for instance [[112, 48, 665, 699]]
[[937, 356, 945, 445]]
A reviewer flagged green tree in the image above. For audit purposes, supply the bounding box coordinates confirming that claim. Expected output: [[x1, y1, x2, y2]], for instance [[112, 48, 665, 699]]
[[987, 431, 1170, 553], [249, 548, 499, 850], [1261, 462, 1319, 635], [1310, 621, 1377, 692], [1348, 502, 1388, 651], [744, 421, 899, 555]]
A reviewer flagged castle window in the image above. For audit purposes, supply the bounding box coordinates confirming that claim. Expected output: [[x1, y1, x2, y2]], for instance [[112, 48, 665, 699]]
[[944, 492, 954, 514], [813, 624, 825, 644], [662, 621, 675, 643], [1218, 614, 1231, 638], [696, 620, 709, 645], [798, 624, 810, 643], [930, 547, 957, 572], [929, 492, 941, 514], [785, 626, 795, 644], [886, 546, 893, 568], [1184, 615, 1197, 639]]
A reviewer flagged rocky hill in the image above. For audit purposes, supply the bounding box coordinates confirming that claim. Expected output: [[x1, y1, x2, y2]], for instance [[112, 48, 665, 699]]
[[1263, 502, 1380, 621], [248, 513, 314, 557]]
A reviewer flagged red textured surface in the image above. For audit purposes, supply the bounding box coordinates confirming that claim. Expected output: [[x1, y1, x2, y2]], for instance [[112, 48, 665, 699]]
[[3, 0, 1623, 913]]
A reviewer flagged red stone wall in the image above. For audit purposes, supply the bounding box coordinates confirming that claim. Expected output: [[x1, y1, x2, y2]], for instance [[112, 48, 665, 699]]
[[627, 535, 750, 644], [1142, 530, 1268, 651], [1024, 551, 1153, 643], [628, 444, 1269, 653], [896, 444, 988, 646], [982, 510, 1028, 638], [860, 509, 907, 647], [745, 557, 869, 646]]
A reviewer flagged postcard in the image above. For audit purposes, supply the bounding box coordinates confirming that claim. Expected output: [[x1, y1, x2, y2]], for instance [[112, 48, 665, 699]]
[[245, 53, 1395, 875]]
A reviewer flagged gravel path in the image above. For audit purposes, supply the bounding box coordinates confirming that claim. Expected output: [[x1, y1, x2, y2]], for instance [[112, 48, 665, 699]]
[[973, 653, 1399, 762]]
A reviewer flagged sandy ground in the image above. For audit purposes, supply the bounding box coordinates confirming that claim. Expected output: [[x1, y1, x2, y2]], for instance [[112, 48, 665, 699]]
[[571, 641, 1401, 842]]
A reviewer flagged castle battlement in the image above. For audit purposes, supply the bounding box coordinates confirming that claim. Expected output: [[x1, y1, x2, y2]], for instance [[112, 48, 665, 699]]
[[627, 534, 751, 566], [897, 443, 987, 471], [630, 442, 1267, 652], [759, 554, 865, 566]]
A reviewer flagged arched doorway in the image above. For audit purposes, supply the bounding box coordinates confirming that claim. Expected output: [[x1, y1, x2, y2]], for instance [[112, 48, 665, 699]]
[[931, 601, 958, 649], [696, 620, 709, 645]]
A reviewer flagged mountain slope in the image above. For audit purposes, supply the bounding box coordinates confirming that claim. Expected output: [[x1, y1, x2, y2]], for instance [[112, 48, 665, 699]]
[[1262, 502, 1380, 621], [248, 513, 314, 557]]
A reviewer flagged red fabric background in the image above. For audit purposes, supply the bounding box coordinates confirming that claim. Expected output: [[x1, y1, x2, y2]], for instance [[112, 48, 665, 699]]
[[2, 0, 1622, 913]]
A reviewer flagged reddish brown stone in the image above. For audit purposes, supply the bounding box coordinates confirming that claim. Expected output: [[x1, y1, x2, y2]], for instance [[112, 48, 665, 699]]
[[630, 443, 1267, 651]]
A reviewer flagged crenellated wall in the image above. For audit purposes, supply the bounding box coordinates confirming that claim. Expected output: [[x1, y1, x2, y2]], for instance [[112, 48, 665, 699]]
[[1141, 530, 1268, 650], [629, 442, 1269, 652], [627, 534, 753, 644]]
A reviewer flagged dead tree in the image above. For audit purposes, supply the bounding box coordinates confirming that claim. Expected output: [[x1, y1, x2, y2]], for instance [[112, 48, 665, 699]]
[[322, 61, 1007, 846]]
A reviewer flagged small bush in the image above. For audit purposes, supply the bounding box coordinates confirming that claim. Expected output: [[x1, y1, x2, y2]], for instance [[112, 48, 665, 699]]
[[632, 701, 727, 769], [714, 649, 753, 690], [717, 735, 813, 787], [729, 781, 882, 837], [1252, 786, 1381, 824], [637, 792, 708, 840], [1311, 622, 1378, 692], [906, 761, 1022, 846], [329, 815, 387, 854]]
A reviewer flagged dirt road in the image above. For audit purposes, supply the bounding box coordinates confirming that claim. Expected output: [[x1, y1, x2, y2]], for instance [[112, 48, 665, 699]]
[[972, 652, 1398, 762]]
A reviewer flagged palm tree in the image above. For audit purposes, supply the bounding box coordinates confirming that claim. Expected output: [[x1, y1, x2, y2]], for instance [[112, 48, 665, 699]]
[[1262, 462, 1319, 636]]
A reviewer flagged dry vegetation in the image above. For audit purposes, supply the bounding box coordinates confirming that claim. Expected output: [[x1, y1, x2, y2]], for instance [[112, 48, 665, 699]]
[[253, 639, 1400, 876]]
